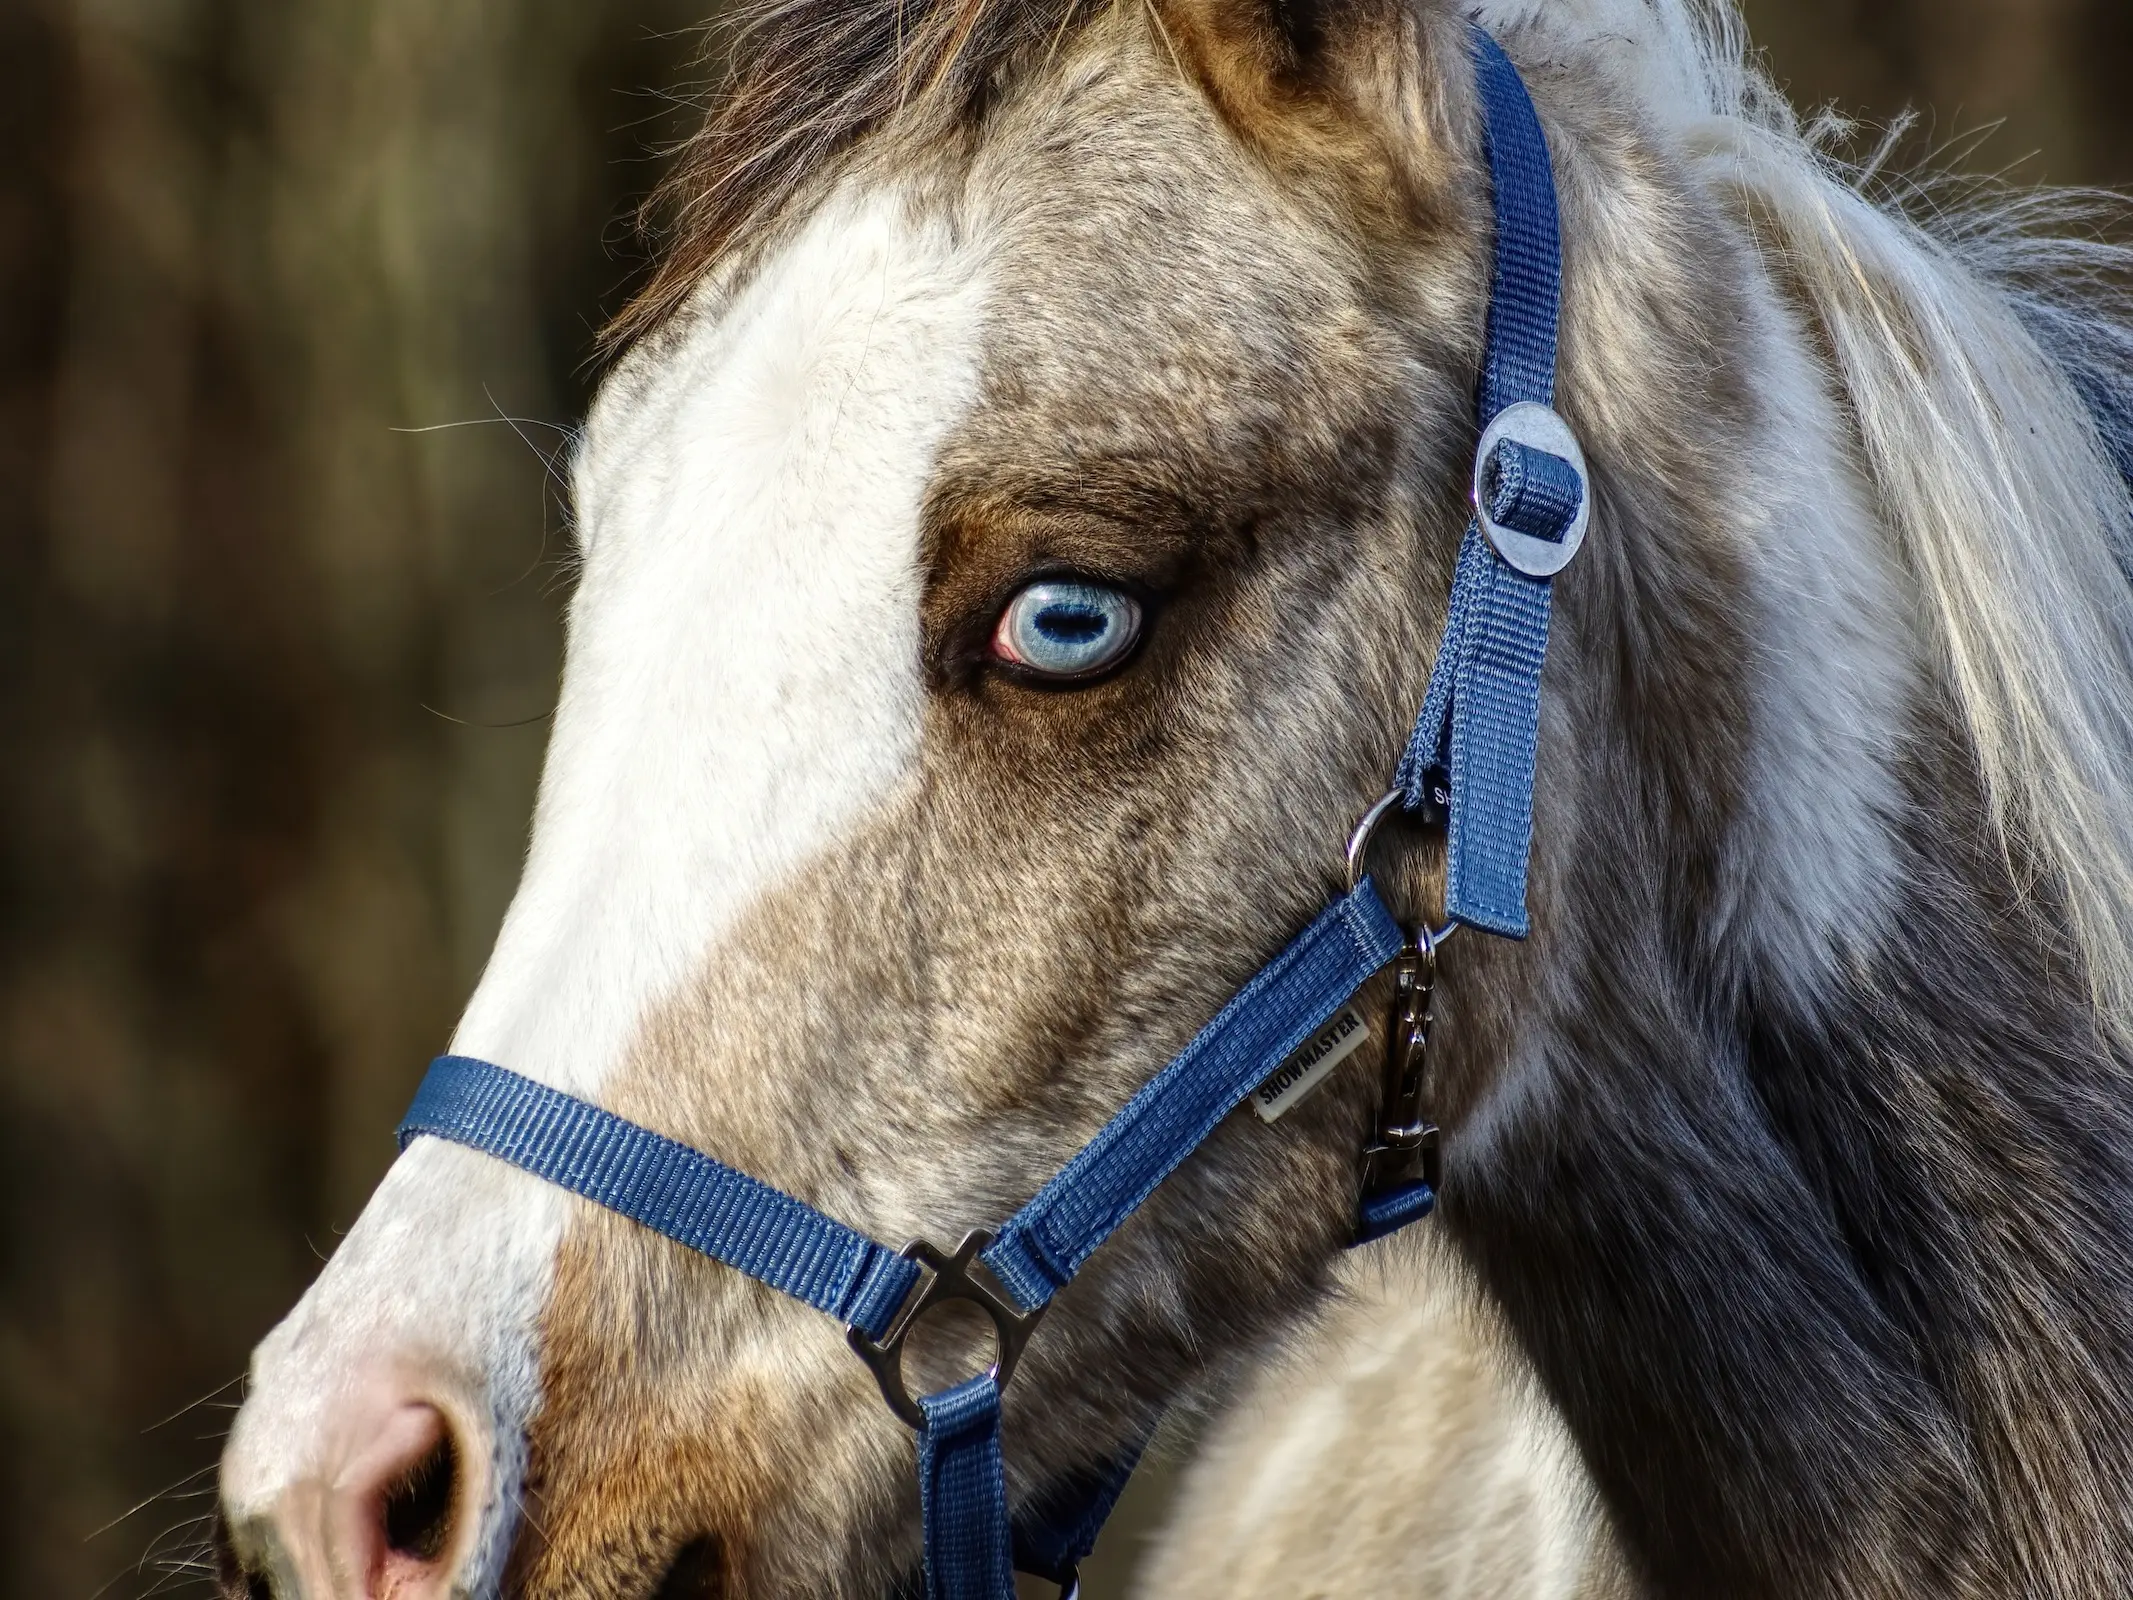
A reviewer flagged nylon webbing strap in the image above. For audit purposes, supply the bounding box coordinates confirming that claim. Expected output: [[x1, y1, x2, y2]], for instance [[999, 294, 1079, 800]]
[[1354, 1179, 1438, 1246], [979, 883, 1406, 1310], [396, 880, 1400, 1600], [1396, 27, 1569, 939], [1486, 440, 1583, 535], [917, 1377, 1016, 1600], [1012, 1437, 1150, 1586], [398, 1056, 920, 1341], [1469, 31, 1561, 418]]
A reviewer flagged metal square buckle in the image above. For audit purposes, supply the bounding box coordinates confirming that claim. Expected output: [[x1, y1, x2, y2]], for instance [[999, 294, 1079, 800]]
[[847, 1230, 1048, 1429]]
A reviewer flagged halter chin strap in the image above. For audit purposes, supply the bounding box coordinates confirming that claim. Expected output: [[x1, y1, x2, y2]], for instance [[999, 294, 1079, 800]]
[[395, 26, 1574, 1600]]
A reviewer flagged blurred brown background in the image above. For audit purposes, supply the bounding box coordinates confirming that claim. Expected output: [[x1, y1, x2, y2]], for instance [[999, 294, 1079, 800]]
[[2, 0, 2129, 1593]]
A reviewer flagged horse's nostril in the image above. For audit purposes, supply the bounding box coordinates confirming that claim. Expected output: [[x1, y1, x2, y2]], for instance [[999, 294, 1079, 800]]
[[216, 1397, 470, 1600], [381, 1424, 459, 1562], [650, 1536, 724, 1599], [210, 1509, 272, 1600]]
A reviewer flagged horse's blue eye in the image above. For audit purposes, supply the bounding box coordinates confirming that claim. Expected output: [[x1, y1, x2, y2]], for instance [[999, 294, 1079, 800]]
[[991, 580, 1143, 681]]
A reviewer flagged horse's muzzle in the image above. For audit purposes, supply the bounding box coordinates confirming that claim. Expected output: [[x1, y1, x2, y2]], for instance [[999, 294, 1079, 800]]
[[217, 1369, 477, 1599]]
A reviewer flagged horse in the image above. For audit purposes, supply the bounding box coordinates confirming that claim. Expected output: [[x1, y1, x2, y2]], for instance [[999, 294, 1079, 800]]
[[213, 0, 2133, 1592]]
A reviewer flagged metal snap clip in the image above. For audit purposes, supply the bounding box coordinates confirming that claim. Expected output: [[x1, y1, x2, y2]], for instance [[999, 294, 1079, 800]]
[[1361, 925, 1442, 1201], [847, 1231, 1047, 1430], [1473, 401, 1591, 579]]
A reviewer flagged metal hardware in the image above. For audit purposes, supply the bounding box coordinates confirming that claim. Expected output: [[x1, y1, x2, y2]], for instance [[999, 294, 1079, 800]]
[[1345, 789, 1404, 893], [1473, 401, 1590, 578], [1360, 925, 1442, 1204], [1057, 1567, 1082, 1600], [848, 1231, 1048, 1431], [1348, 792, 1450, 1204], [1346, 789, 1459, 948]]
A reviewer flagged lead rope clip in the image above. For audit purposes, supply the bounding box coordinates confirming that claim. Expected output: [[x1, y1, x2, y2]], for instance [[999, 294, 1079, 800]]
[[1344, 796, 1449, 1247], [1362, 929, 1440, 1195]]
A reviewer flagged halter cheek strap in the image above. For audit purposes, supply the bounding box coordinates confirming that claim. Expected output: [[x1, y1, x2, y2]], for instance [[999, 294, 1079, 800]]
[[395, 26, 1577, 1600], [1398, 27, 1581, 939]]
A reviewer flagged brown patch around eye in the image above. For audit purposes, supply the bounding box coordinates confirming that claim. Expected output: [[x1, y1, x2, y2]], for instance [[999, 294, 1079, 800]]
[[918, 481, 1203, 692]]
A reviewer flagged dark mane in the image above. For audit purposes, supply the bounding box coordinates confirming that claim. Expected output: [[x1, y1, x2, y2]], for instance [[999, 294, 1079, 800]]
[[610, 0, 1092, 349]]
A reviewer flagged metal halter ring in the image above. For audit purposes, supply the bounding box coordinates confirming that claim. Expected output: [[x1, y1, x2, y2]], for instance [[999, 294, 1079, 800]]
[[847, 1231, 1047, 1430], [1346, 789, 1459, 948]]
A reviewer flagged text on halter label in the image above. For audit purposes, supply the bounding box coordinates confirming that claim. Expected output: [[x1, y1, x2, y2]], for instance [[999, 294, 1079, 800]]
[[1251, 1005, 1371, 1123]]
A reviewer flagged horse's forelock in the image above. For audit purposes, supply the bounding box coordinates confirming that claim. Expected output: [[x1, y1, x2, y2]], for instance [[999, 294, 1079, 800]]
[[609, 0, 1096, 352]]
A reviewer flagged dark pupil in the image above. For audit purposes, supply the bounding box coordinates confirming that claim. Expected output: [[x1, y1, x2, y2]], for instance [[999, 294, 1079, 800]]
[[1034, 604, 1106, 645]]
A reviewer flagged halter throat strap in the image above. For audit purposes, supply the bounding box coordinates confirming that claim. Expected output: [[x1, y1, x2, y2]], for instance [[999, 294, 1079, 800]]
[[394, 26, 1573, 1600]]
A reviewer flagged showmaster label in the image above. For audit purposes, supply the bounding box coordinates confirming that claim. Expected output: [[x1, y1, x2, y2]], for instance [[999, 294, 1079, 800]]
[[1252, 1005, 1371, 1123]]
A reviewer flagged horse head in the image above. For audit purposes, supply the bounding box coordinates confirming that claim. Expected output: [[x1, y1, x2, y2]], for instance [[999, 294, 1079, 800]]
[[217, 0, 2133, 1595]]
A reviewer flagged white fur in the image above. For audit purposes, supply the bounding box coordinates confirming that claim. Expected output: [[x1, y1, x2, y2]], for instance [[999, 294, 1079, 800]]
[[220, 184, 992, 1587], [1716, 244, 1913, 1007], [1140, 1249, 1624, 1600]]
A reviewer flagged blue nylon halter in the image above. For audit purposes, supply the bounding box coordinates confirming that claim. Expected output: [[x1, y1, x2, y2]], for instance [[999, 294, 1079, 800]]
[[1398, 27, 1578, 938], [395, 26, 1576, 1600], [406, 886, 1407, 1596]]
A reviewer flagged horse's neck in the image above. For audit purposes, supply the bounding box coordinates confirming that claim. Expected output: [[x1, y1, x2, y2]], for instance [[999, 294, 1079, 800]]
[[1453, 509, 2133, 1596], [1460, 752, 2133, 1593], [1433, 106, 2133, 1587]]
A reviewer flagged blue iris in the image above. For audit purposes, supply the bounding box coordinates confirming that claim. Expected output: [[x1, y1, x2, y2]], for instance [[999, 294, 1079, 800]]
[[998, 579, 1142, 680]]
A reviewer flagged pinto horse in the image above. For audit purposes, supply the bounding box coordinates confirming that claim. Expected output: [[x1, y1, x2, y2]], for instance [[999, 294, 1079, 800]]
[[216, 0, 2133, 1594]]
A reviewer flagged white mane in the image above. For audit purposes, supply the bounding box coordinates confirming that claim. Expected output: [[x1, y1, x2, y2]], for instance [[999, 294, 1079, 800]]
[[1490, 0, 2133, 1032]]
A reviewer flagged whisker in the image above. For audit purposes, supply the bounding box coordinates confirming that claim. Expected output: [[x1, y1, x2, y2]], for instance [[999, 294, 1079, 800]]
[[85, 1467, 220, 1541], [419, 703, 557, 730], [141, 1375, 247, 1435]]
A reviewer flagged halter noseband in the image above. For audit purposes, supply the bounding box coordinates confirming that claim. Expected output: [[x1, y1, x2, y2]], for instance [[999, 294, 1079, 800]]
[[396, 28, 1578, 1600]]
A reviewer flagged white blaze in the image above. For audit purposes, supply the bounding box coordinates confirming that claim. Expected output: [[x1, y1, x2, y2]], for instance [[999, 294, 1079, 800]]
[[221, 185, 991, 1591]]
